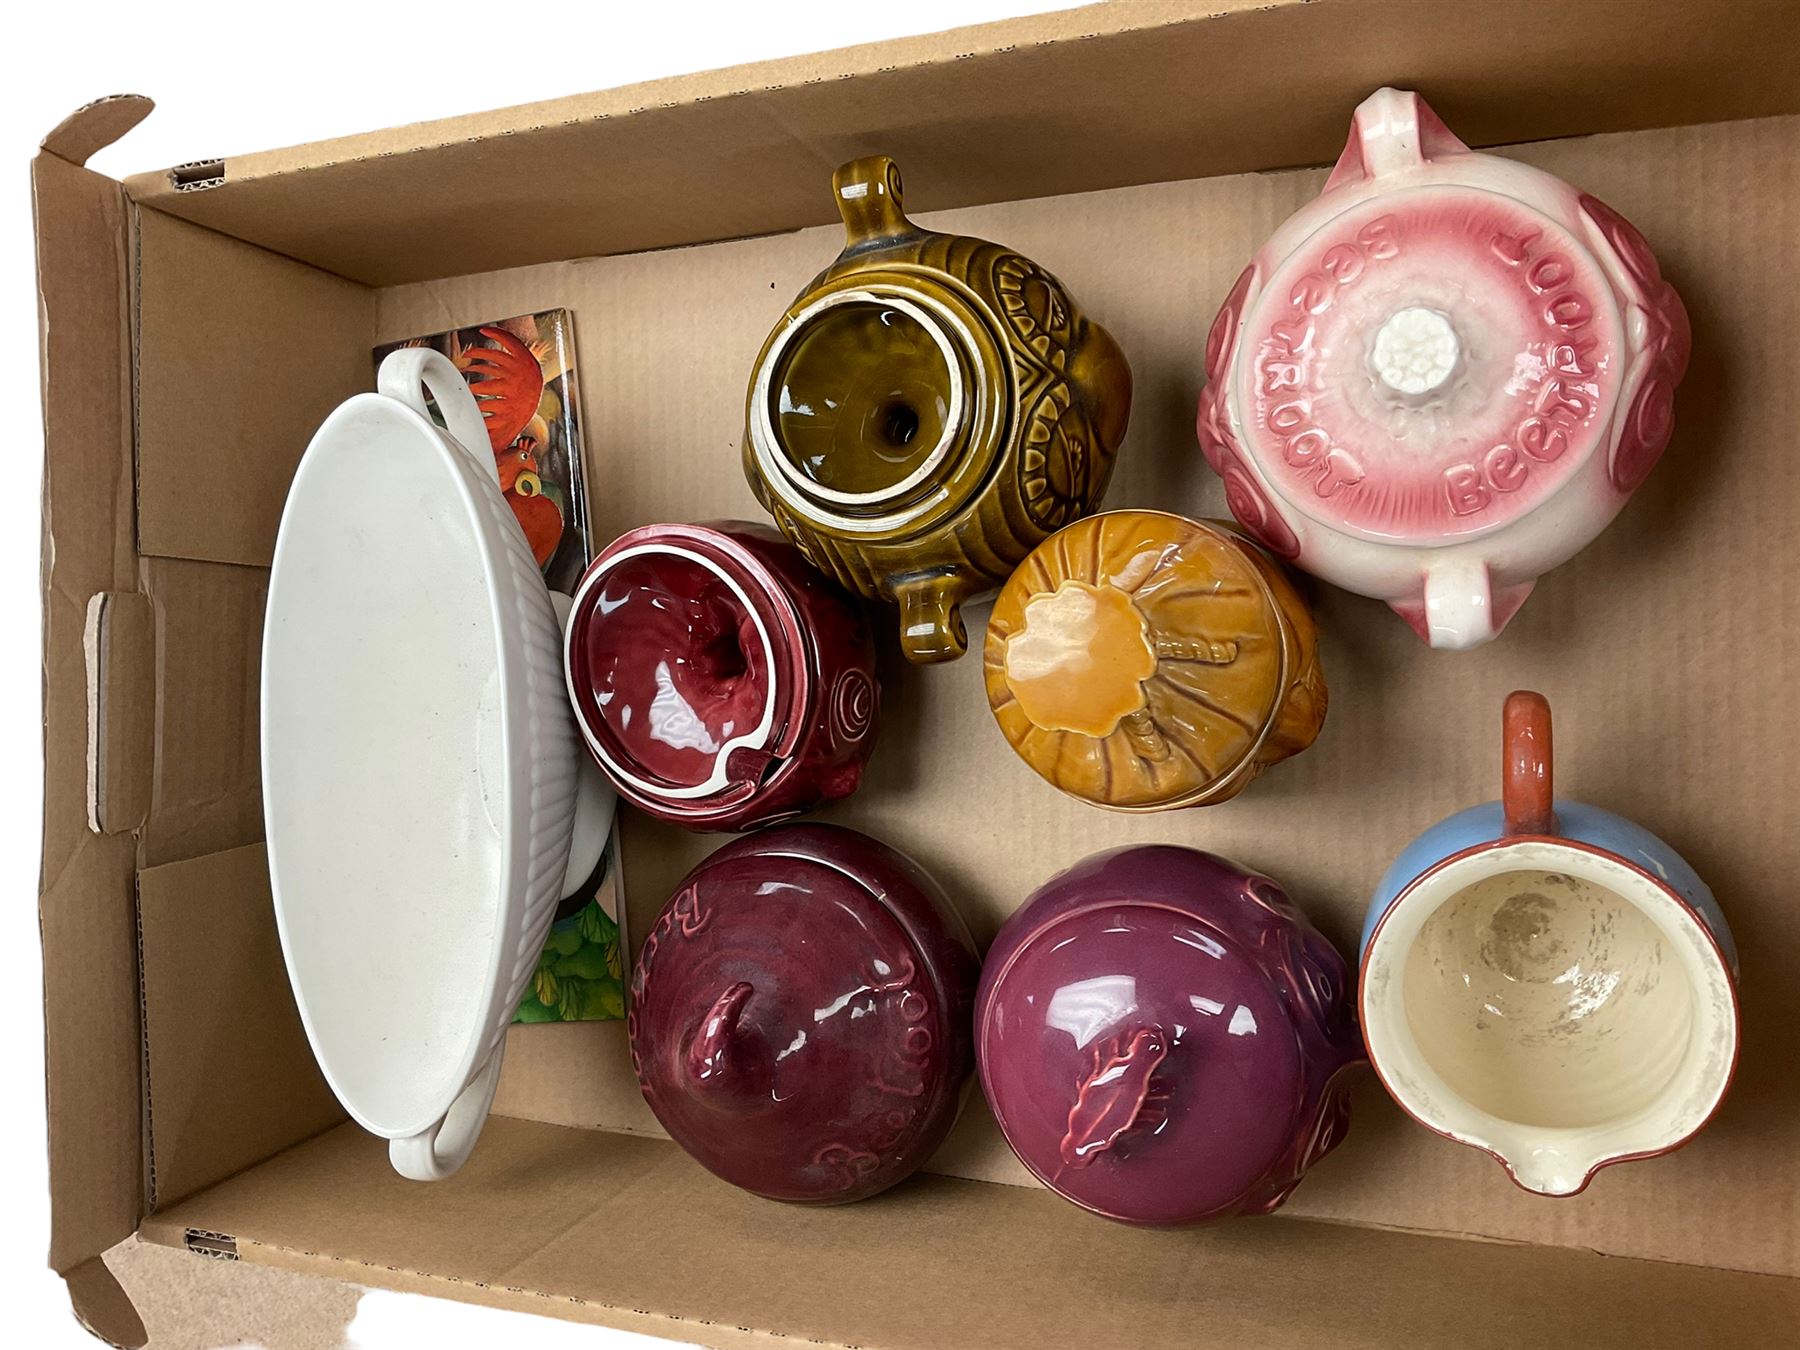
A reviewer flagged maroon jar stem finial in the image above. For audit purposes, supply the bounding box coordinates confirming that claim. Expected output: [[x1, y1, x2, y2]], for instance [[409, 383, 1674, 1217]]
[[630, 824, 980, 1205], [685, 982, 764, 1102]]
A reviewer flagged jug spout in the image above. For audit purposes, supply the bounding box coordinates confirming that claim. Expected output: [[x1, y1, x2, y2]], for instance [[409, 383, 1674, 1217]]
[[1503, 1140, 1600, 1198]]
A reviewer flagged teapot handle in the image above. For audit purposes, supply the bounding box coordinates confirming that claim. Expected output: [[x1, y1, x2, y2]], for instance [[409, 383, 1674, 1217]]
[[1326, 88, 1472, 190], [377, 347, 500, 488], [1417, 558, 1497, 650], [833, 155, 915, 248], [895, 573, 969, 665]]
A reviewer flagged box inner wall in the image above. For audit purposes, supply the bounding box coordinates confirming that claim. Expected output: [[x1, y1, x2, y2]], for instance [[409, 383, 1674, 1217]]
[[132, 114, 1800, 1284]]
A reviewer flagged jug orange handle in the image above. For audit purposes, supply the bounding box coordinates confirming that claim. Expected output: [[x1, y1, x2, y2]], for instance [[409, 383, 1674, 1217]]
[[1502, 690, 1556, 836]]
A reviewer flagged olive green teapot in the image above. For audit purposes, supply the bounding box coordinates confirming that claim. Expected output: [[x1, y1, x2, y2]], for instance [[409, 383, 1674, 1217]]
[[743, 156, 1132, 663]]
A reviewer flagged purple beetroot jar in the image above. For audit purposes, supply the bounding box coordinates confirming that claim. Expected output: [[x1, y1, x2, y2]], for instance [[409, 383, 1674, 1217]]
[[976, 845, 1364, 1226]]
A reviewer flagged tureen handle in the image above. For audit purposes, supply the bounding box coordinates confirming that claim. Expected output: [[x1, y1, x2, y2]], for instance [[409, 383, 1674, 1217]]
[[833, 155, 915, 248], [1060, 1024, 1170, 1169], [376, 347, 500, 488], [1326, 88, 1473, 191], [1503, 690, 1557, 837], [388, 1045, 504, 1181]]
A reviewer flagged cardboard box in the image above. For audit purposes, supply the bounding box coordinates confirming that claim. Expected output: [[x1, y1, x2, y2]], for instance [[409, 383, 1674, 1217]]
[[32, 2, 1800, 1344]]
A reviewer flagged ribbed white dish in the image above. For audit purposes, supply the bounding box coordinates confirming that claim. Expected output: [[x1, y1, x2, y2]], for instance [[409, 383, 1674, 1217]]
[[263, 348, 612, 1181]]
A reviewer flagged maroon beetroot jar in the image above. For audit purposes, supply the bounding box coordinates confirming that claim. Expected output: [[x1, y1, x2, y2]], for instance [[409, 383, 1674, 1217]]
[[628, 823, 979, 1204], [977, 846, 1363, 1226], [565, 522, 878, 832]]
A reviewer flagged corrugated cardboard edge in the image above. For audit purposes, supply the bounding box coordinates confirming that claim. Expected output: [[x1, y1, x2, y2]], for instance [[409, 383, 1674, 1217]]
[[112, 0, 1800, 289], [65, 1256, 148, 1350], [135, 1120, 1800, 1350], [121, 1, 1247, 192], [42, 95, 152, 168], [34, 97, 154, 1350]]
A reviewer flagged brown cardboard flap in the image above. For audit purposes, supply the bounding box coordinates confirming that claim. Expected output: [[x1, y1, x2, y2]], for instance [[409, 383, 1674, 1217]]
[[134, 207, 373, 569], [34, 146, 144, 1282], [491, 1021, 655, 1136], [141, 1119, 1800, 1350], [124, 0, 1800, 286], [84, 592, 154, 835], [139, 558, 267, 868], [137, 844, 341, 1210], [42, 94, 152, 168], [64, 1254, 148, 1350], [385, 112, 1800, 1278]]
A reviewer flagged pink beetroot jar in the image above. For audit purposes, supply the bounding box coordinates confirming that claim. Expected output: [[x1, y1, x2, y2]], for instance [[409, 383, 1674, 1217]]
[[564, 522, 878, 831], [1198, 88, 1690, 649]]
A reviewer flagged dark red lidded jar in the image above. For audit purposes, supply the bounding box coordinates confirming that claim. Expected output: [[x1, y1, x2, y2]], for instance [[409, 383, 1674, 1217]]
[[565, 522, 878, 832], [628, 823, 979, 1204]]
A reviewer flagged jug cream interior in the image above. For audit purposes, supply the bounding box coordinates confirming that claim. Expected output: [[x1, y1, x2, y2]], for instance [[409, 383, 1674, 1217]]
[[1361, 839, 1738, 1195]]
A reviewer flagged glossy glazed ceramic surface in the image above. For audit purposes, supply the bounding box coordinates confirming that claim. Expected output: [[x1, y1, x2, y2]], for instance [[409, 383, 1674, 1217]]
[[983, 511, 1325, 810], [771, 299, 955, 496], [1360, 693, 1739, 1196], [565, 522, 878, 832], [745, 154, 1133, 663], [628, 824, 979, 1204], [578, 549, 775, 788], [1198, 89, 1691, 648], [978, 846, 1363, 1226]]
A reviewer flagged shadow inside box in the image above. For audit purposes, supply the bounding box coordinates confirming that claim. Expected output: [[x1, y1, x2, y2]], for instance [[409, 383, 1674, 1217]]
[[1621, 273, 1734, 539], [1110, 373, 1214, 511]]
